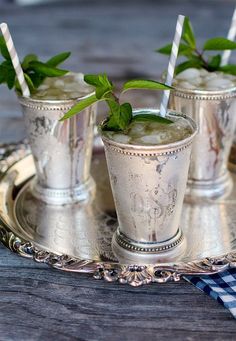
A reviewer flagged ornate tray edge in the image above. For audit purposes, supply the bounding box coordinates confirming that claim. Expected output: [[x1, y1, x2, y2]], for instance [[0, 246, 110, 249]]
[[0, 142, 236, 287]]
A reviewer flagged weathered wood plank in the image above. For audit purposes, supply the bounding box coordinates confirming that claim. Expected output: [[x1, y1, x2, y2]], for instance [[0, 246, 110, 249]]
[[0, 245, 235, 341]]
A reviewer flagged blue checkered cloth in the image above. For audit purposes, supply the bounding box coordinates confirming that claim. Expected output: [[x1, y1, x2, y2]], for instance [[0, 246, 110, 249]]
[[184, 268, 236, 318]]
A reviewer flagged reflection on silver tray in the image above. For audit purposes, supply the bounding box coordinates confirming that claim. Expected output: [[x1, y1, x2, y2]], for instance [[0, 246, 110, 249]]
[[0, 142, 236, 287]]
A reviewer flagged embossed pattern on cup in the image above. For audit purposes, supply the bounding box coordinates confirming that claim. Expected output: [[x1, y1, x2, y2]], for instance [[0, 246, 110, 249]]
[[101, 109, 197, 262], [170, 87, 236, 199], [19, 94, 96, 205]]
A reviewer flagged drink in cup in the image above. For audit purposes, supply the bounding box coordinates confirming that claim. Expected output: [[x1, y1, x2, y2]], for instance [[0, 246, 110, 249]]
[[19, 72, 97, 205], [170, 68, 236, 200], [101, 109, 197, 264]]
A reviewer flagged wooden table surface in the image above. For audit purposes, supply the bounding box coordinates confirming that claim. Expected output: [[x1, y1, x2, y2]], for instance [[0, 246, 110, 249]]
[[0, 1, 236, 340]]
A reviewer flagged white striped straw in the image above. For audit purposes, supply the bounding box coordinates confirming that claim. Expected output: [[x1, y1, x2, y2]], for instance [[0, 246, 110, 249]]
[[160, 15, 185, 117], [0, 23, 30, 97], [221, 7, 236, 66]]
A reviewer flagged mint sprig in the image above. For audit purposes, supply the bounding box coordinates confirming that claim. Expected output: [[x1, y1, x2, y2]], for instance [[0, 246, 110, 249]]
[[0, 35, 70, 94], [156, 17, 236, 75], [60, 73, 173, 132]]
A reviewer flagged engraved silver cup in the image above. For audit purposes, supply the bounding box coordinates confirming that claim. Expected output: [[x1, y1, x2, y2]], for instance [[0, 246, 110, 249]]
[[101, 109, 197, 264], [170, 87, 236, 200], [19, 94, 96, 205]]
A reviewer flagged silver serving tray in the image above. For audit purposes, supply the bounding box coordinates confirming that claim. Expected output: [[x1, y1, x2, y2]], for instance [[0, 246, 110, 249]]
[[0, 142, 236, 287]]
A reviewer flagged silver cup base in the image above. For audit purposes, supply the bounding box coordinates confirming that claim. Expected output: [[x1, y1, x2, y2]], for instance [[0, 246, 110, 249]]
[[31, 176, 96, 206], [112, 228, 186, 264], [185, 171, 233, 202]]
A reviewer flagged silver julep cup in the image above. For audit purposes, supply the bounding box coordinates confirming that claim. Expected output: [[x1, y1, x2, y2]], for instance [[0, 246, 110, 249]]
[[170, 87, 236, 200], [19, 94, 96, 205], [101, 109, 197, 264]]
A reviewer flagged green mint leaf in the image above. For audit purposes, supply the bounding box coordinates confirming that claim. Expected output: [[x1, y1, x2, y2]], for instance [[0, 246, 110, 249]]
[[84, 73, 113, 99], [207, 54, 221, 70], [0, 36, 10, 60], [29, 73, 44, 88], [121, 102, 132, 115], [14, 73, 36, 95], [46, 52, 71, 67], [156, 18, 236, 76], [28, 61, 68, 77], [84, 73, 113, 89], [106, 97, 120, 118], [219, 64, 236, 76], [0, 60, 15, 89], [60, 94, 100, 121], [0, 64, 7, 84], [14, 79, 21, 93], [23, 73, 35, 91], [156, 43, 172, 55], [175, 60, 202, 75], [0, 70, 5, 84], [62, 72, 176, 132], [0, 45, 72, 93], [182, 17, 196, 48], [104, 115, 121, 131], [120, 102, 132, 128], [84, 74, 102, 87], [0, 61, 11, 83], [105, 100, 132, 131], [132, 113, 173, 124], [96, 86, 112, 99], [99, 73, 113, 88], [156, 43, 193, 57], [96, 79, 113, 99], [105, 99, 122, 130], [122, 79, 172, 92], [6, 67, 15, 89], [203, 37, 236, 51], [176, 44, 194, 57], [22, 54, 38, 70]]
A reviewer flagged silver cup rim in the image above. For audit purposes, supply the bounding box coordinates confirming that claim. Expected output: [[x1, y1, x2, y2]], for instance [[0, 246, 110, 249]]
[[173, 85, 236, 97], [161, 71, 236, 97], [101, 108, 197, 153], [18, 71, 95, 105], [18, 89, 95, 106]]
